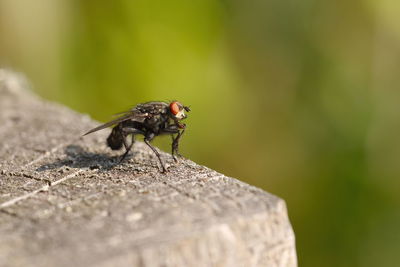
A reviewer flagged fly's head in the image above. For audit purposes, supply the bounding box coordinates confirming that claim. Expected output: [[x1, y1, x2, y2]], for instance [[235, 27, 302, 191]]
[[169, 101, 190, 128]]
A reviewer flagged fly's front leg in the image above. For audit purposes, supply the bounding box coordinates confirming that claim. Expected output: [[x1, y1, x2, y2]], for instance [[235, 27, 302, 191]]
[[170, 134, 177, 162], [159, 125, 182, 162], [171, 129, 185, 162]]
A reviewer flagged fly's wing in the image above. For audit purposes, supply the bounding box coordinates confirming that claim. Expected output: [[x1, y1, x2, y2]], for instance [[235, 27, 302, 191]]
[[83, 110, 148, 136]]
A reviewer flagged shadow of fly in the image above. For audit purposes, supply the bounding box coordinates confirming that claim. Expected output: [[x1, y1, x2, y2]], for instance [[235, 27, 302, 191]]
[[83, 101, 190, 172]]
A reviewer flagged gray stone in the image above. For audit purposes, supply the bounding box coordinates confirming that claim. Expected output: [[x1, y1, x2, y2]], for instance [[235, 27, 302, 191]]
[[0, 69, 297, 267]]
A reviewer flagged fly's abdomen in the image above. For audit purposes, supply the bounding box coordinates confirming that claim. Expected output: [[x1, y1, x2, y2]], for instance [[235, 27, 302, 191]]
[[107, 125, 124, 150]]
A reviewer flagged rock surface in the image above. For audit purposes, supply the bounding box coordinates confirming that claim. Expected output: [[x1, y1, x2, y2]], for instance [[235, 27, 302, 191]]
[[0, 69, 297, 267]]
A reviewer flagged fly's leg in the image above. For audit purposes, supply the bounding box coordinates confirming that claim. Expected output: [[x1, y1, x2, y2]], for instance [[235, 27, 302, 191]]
[[120, 135, 135, 162], [170, 134, 177, 162], [159, 125, 183, 163], [119, 128, 143, 163], [142, 124, 186, 171], [171, 129, 185, 162], [144, 133, 167, 173]]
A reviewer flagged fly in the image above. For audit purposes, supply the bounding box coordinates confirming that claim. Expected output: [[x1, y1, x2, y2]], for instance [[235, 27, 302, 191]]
[[83, 101, 190, 172]]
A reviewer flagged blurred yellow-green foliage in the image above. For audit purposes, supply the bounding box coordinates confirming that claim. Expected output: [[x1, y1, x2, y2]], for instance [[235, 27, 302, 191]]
[[1, 0, 400, 266]]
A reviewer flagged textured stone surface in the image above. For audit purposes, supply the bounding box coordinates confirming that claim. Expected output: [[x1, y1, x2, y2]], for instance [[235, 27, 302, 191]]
[[0, 69, 297, 267]]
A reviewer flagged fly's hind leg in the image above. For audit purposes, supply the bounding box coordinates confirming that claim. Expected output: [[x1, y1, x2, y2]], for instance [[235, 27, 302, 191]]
[[144, 133, 167, 173], [119, 128, 143, 163], [119, 134, 134, 162]]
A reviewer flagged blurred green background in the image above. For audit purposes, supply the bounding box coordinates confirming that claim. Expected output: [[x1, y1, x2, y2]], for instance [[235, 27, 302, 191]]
[[1, 0, 400, 266]]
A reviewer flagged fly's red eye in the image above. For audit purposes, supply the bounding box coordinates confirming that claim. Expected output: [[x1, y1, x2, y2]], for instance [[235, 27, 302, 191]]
[[169, 102, 180, 115]]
